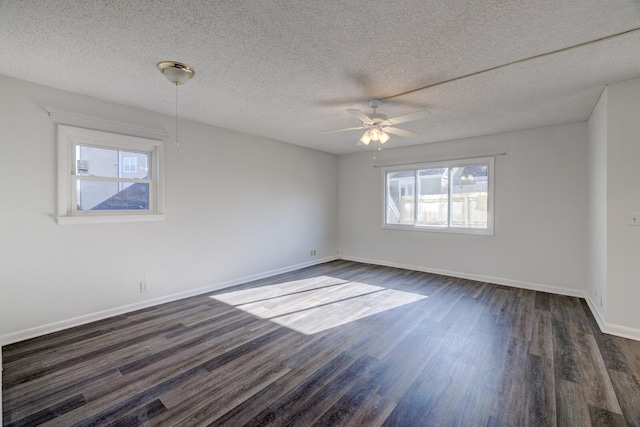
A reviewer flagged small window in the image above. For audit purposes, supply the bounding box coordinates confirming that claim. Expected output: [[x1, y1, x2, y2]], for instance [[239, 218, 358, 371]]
[[122, 157, 137, 173], [383, 158, 494, 235], [57, 125, 164, 224]]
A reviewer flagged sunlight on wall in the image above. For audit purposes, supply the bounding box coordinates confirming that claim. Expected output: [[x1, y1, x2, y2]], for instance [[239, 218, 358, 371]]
[[210, 276, 427, 334]]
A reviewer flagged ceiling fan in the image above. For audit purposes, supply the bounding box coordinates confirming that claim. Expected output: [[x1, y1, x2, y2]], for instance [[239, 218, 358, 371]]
[[323, 100, 429, 146]]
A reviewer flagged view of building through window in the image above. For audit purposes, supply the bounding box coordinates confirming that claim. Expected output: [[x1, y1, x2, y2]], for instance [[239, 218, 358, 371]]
[[75, 145, 149, 211], [385, 162, 490, 232]]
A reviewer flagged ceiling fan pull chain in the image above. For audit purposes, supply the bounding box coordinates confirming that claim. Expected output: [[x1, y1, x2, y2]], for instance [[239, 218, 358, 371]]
[[157, 61, 195, 147], [175, 83, 179, 146]]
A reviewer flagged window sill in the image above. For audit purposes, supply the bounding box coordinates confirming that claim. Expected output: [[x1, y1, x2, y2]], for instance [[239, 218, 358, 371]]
[[381, 224, 493, 236], [56, 213, 165, 225]]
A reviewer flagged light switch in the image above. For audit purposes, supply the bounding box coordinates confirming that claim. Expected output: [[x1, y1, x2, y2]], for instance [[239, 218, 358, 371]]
[[629, 212, 640, 226]]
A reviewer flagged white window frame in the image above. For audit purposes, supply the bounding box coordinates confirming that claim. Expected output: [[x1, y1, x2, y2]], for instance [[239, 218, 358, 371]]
[[382, 157, 494, 235], [57, 125, 165, 224]]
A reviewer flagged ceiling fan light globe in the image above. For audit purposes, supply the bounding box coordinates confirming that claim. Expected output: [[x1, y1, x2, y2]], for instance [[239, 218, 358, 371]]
[[370, 128, 381, 141], [360, 131, 371, 145], [380, 131, 390, 144]]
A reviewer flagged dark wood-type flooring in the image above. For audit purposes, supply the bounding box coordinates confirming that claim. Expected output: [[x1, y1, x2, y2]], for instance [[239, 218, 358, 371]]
[[4, 260, 640, 426]]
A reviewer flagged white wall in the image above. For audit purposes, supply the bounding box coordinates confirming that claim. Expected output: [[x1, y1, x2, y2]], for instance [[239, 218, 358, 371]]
[[605, 78, 640, 332], [587, 88, 608, 320], [0, 75, 339, 343], [339, 122, 588, 294]]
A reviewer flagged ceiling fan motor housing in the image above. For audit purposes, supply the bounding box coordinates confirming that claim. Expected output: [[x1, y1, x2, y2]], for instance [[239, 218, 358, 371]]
[[368, 113, 387, 125]]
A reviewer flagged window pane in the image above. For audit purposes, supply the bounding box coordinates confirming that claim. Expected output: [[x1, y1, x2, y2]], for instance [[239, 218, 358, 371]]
[[386, 171, 415, 224], [77, 180, 149, 211], [451, 165, 488, 228], [76, 145, 149, 179], [123, 157, 137, 173], [417, 168, 448, 226]]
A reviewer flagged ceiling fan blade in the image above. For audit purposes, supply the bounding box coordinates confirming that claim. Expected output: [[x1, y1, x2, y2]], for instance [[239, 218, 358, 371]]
[[347, 109, 372, 123], [321, 126, 368, 134], [385, 127, 419, 138], [387, 110, 429, 125]]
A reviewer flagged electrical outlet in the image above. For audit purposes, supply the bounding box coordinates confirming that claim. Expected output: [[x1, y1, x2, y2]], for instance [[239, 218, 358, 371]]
[[600, 296, 603, 307], [310, 249, 316, 256], [140, 280, 150, 293]]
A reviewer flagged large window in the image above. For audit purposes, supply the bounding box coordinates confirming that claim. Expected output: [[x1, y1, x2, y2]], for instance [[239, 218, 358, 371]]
[[57, 125, 164, 224], [383, 158, 494, 235]]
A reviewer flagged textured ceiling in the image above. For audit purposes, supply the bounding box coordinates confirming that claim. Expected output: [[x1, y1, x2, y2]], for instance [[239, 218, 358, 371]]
[[1, 1, 639, 154]]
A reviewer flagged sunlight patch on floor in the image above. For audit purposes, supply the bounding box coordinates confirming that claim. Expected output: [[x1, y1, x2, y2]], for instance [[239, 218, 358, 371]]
[[211, 276, 427, 334]]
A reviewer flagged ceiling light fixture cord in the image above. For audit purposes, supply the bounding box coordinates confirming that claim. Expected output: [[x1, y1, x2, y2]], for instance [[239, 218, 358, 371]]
[[380, 26, 640, 101]]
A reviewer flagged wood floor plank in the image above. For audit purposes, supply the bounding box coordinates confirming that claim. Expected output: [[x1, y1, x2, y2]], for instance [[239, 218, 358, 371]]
[[3, 335, 152, 409], [492, 336, 531, 426], [450, 379, 495, 427], [103, 399, 167, 427], [511, 294, 535, 341], [552, 319, 580, 383], [82, 322, 279, 402], [4, 394, 86, 427], [523, 353, 556, 427], [344, 393, 396, 427], [381, 351, 466, 426], [530, 310, 554, 361], [555, 378, 591, 426], [2, 315, 130, 362], [570, 322, 622, 414], [310, 360, 388, 426], [4, 260, 640, 426], [415, 360, 478, 425], [159, 328, 299, 409], [41, 366, 210, 427], [117, 316, 259, 375], [169, 359, 292, 426], [607, 369, 640, 426], [37, 305, 209, 367], [3, 320, 185, 388], [588, 405, 627, 427], [276, 354, 378, 427], [238, 352, 361, 426], [3, 368, 122, 420], [374, 324, 444, 403], [208, 348, 356, 426], [534, 291, 551, 312]]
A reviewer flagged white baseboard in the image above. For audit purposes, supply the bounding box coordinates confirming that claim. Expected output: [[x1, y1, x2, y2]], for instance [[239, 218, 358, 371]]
[[585, 296, 640, 341], [4, 253, 640, 347], [342, 255, 640, 342], [341, 255, 587, 298], [602, 322, 640, 341], [0, 256, 337, 346], [585, 296, 607, 332]]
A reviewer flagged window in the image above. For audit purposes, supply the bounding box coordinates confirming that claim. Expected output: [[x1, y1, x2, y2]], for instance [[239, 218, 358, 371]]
[[57, 125, 164, 224], [383, 157, 494, 235], [122, 157, 137, 173]]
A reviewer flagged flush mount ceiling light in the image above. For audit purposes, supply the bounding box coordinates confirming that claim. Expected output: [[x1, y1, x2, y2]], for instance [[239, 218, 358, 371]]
[[157, 61, 195, 85], [157, 61, 195, 145]]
